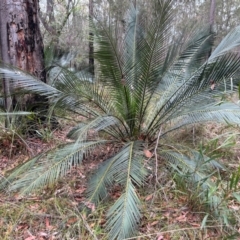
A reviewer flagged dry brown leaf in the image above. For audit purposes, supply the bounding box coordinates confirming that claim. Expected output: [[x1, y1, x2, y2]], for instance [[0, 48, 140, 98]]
[[75, 187, 86, 194], [45, 218, 50, 229], [24, 236, 36, 240], [29, 203, 39, 210], [145, 194, 153, 201], [190, 222, 200, 227], [67, 217, 78, 224], [90, 223, 96, 228], [150, 220, 159, 226], [45, 218, 54, 230], [210, 83, 216, 90], [144, 149, 153, 158], [176, 212, 188, 222]]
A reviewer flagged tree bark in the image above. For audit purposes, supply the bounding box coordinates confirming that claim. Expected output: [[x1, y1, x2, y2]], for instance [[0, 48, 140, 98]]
[[209, 0, 216, 31], [0, 0, 46, 112], [208, 0, 216, 57], [0, 1, 12, 126], [2, 0, 46, 82], [89, 0, 94, 76]]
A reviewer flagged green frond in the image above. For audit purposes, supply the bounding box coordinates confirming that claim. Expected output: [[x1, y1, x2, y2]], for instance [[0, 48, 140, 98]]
[[86, 141, 147, 238], [0, 64, 60, 98], [209, 25, 240, 60], [93, 19, 125, 105], [161, 150, 217, 190], [164, 102, 240, 135], [86, 141, 147, 205], [106, 180, 141, 240], [6, 141, 107, 194], [130, 0, 174, 121], [105, 142, 146, 239], [146, 53, 240, 136], [67, 115, 119, 139], [86, 158, 115, 205], [109, 141, 147, 186], [0, 154, 43, 191]]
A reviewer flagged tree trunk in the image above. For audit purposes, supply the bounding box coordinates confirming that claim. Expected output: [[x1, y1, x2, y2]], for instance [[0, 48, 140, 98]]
[[1, 0, 46, 82], [89, 0, 94, 76], [208, 0, 216, 57], [0, 0, 46, 111], [39, 0, 73, 47], [209, 0, 216, 31], [0, 1, 12, 126]]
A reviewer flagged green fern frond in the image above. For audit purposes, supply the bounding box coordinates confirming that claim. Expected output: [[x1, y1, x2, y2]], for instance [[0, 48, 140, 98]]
[[0, 64, 61, 98], [106, 180, 141, 240], [7, 141, 107, 194], [165, 102, 240, 134], [161, 150, 216, 190]]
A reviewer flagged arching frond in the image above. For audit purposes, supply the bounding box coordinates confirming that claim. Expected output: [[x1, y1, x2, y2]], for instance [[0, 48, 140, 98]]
[[4, 141, 107, 194], [67, 115, 123, 141], [209, 25, 240, 60], [164, 102, 240, 135], [0, 64, 61, 98], [161, 149, 221, 191], [105, 141, 146, 239], [86, 141, 147, 200], [86, 158, 115, 205], [106, 180, 141, 240], [146, 52, 240, 136]]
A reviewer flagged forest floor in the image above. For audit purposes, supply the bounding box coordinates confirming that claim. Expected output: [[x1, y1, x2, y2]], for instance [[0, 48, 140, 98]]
[[0, 118, 240, 239]]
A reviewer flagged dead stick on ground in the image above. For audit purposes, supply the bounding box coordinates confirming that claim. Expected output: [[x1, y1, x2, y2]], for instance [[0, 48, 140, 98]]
[[154, 126, 162, 185], [150, 126, 168, 208]]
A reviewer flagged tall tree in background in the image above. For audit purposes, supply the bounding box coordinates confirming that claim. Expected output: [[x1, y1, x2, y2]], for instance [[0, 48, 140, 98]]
[[209, 0, 216, 30], [0, 0, 45, 82], [89, 0, 94, 76], [39, 0, 75, 47], [209, 0, 216, 57], [0, 0, 46, 113]]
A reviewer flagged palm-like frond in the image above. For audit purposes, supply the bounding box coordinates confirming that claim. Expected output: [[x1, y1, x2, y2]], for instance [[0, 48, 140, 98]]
[[0, 64, 61, 98], [105, 143, 147, 239], [106, 180, 141, 239], [209, 26, 240, 60], [7, 141, 107, 194], [146, 53, 240, 138], [161, 149, 222, 191], [67, 115, 121, 141], [87, 141, 147, 239], [163, 102, 240, 135]]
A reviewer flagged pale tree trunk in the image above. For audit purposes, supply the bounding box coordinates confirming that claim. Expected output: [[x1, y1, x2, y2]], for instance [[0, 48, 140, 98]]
[[0, 0, 46, 113], [209, 0, 216, 31], [133, 0, 136, 8], [209, 0, 216, 57], [89, 0, 94, 76], [39, 0, 73, 47]]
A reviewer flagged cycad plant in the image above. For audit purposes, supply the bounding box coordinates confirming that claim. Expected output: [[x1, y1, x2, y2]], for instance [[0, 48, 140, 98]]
[[1, 0, 240, 238]]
